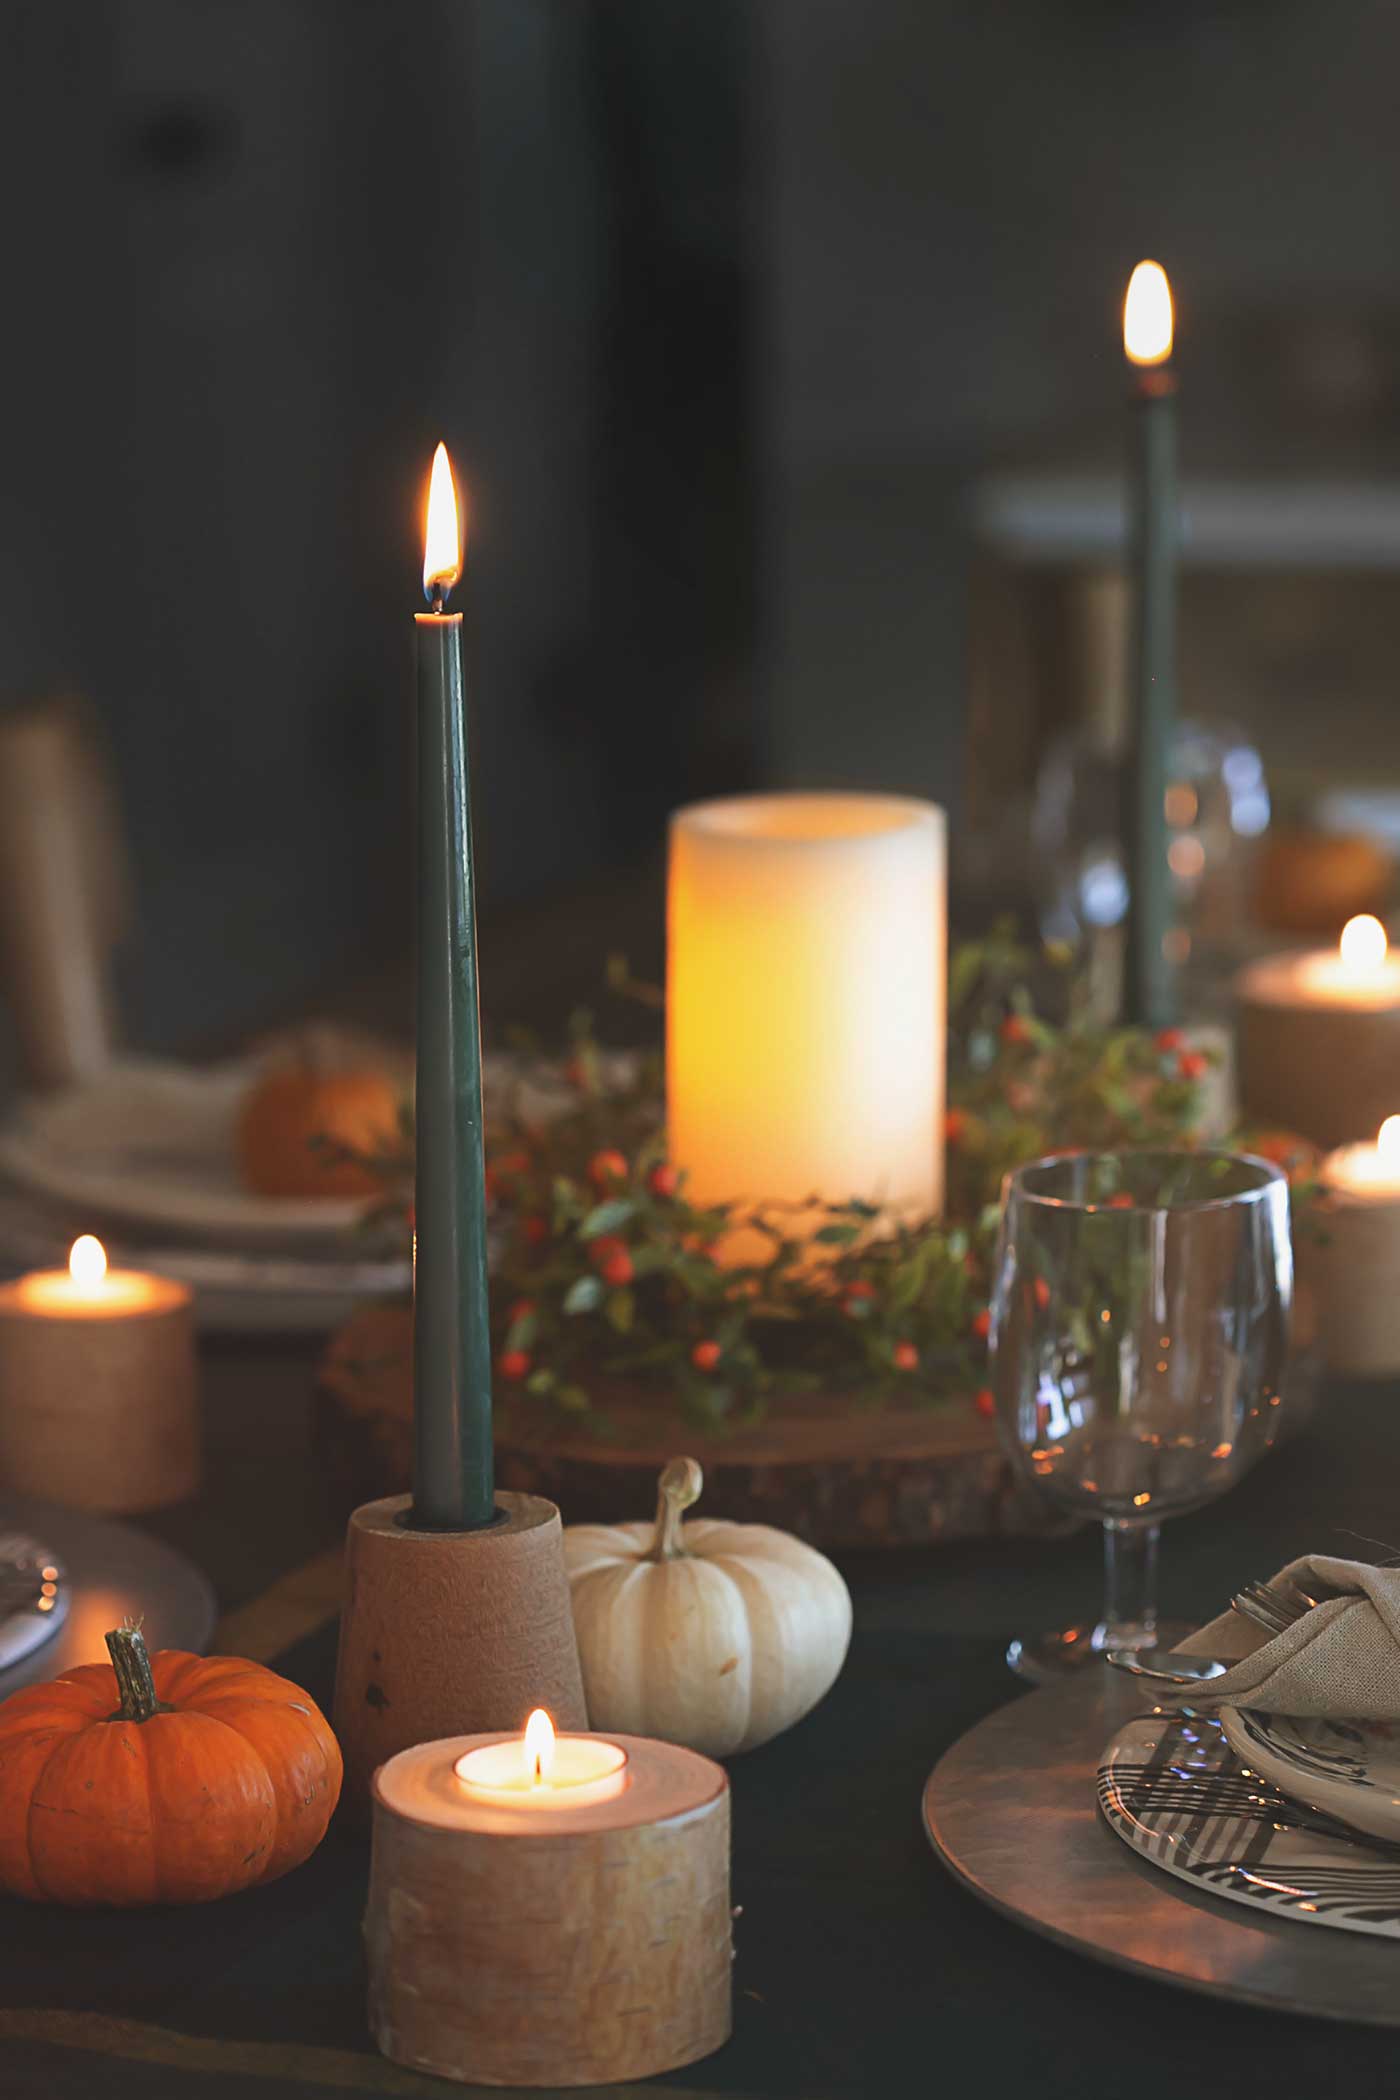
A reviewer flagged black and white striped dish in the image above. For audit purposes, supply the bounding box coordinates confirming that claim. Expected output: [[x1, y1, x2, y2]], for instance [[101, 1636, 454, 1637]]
[[1099, 1708, 1400, 1939]]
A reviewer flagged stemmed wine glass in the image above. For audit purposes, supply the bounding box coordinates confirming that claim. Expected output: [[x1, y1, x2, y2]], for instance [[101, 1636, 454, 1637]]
[[989, 1150, 1292, 1682]]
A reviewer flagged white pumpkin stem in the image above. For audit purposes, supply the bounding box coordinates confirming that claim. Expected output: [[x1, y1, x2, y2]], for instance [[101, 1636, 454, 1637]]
[[649, 1457, 703, 1561]]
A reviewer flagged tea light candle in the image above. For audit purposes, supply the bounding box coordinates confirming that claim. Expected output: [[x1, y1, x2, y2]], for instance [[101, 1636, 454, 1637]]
[[667, 792, 946, 1251], [367, 1715, 731, 2087], [1312, 1118, 1400, 1376], [0, 1236, 198, 1511], [1237, 917, 1400, 1148]]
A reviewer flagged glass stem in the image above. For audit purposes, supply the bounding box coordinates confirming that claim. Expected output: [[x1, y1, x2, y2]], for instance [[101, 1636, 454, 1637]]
[[1094, 1519, 1160, 1653]]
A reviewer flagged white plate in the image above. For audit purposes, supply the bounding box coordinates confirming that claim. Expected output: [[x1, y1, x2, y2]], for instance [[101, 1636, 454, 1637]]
[[1099, 1706, 1400, 1940], [1220, 1706, 1400, 1847]]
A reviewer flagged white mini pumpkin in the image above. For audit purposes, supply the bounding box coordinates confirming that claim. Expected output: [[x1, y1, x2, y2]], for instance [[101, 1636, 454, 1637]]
[[563, 1457, 853, 1757]]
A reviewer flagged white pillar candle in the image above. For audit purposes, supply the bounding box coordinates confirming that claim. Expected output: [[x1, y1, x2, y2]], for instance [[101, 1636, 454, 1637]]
[[667, 793, 946, 1236]]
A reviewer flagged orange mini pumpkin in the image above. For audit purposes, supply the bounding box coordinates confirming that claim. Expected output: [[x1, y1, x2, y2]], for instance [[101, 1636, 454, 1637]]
[[237, 1062, 402, 1198], [0, 1625, 342, 1906]]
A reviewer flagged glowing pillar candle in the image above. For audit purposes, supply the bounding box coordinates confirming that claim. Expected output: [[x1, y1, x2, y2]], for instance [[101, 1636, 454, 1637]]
[[667, 793, 946, 1235], [1122, 259, 1179, 1030], [413, 444, 494, 1531], [1237, 915, 1400, 1148], [0, 1235, 198, 1511]]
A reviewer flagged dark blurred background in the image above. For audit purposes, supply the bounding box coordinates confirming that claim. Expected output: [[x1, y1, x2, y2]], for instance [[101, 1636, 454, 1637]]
[[3, 0, 1400, 1071]]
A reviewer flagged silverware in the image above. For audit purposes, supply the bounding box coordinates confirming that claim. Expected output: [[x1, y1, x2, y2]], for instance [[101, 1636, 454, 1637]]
[[1106, 1648, 1229, 1690], [1231, 1578, 1313, 1640]]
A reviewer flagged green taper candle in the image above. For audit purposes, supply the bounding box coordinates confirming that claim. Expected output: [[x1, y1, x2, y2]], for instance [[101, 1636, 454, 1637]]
[[412, 443, 494, 1530], [1122, 260, 1179, 1031]]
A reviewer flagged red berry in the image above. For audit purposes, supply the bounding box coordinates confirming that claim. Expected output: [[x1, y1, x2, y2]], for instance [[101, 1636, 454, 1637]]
[[591, 1234, 628, 1267], [648, 1162, 680, 1198], [843, 1280, 877, 1317], [974, 1387, 996, 1419], [1032, 1276, 1051, 1310], [1154, 1027, 1185, 1052], [507, 1299, 536, 1324], [494, 1152, 531, 1178], [945, 1108, 968, 1145], [589, 1148, 629, 1188], [972, 1307, 991, 1341], [523, 1215, 549, 1247], [893, 1341, 919, 1372], [691, 1340, 722, 1372], [600, 1251, 634, 1287], [1177, 1050, 1208, 1082], [498, 1349, 531, 1382], [1000, 1014, 1032, 1046], [1106, 1191, 1135, 1210]]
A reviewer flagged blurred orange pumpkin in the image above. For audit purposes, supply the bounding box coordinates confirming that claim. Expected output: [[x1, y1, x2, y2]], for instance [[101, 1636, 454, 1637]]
[[1254, 830, 1392, 936], [237, 1060, 401, 1198]]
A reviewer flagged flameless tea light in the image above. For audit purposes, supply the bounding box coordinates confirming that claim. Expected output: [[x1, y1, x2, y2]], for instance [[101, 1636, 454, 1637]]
[[1315, 1117, 1400, 1375], [1238, 916, 1400, 1147], [0, 1235, 198, 1511], [367, 1718, 731, 2087]]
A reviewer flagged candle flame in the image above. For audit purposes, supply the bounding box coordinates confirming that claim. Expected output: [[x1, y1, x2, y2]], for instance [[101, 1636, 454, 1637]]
[[1123, 261, 1174, 366], [523, 1707, 555, 1784], [423, 442, 463, 602], [1340, 914, 1388, 971], [1379, 1117, 1400, 1163], [69, 1235, 107, 1286]]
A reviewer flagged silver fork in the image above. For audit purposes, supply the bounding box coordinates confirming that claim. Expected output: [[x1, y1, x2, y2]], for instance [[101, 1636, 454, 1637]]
[[1231, 1578, 1313, 1639]]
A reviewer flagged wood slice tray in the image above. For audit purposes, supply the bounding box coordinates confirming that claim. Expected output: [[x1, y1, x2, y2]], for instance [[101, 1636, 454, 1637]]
[[923, 1674, 1400, 2027], [313, 1301, 1067, 1550]]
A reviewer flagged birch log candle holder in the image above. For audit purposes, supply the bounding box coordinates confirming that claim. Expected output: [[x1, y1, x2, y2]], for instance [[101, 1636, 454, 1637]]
[[365, 1723, 732, 2087], [1313, 1120, 1400, 1376], [0, 1236, 197, 1512], [1236, 918, 1400, 1149], [331, 1491, 588, 1816]]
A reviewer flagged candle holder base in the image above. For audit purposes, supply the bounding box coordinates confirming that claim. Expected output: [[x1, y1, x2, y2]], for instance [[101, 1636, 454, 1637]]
[[332, 1491, 587, 1819]]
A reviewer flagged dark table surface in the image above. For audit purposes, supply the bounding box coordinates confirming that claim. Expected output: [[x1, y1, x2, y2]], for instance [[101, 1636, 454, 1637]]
[[4, 1347, 1400, 2100]]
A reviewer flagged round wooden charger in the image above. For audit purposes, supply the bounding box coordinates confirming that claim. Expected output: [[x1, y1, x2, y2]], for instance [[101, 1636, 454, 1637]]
[[316, 1301, 1066, 1550], [923, 1674, 1400, 2028]]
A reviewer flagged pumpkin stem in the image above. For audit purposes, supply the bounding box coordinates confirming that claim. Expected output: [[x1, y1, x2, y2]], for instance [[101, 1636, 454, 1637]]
[[105, 1622, 160, 1723], [649, 1456, 703, 1561]]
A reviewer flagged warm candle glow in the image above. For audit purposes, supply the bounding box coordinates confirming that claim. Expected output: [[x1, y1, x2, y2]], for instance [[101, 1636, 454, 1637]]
[[1322, 1113, 1400, 1199], [69, 1235, 107, 1287], [1340, 914, 1388, 972], [1123, 261, 1174, 366], [667, 794, 946, 1255], [524, 1707, 555, 1784], [454, 1716, 628, 1807], [1378, 1116, 1400, 1163], [423, 442, 463, 602]]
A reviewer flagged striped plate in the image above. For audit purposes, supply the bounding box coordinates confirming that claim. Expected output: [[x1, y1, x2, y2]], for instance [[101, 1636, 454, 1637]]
[[1099, 1707, 1400, 1940]]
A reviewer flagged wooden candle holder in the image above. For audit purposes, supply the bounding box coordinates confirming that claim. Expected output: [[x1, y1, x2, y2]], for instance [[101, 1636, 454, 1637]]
[[366, 1733, 732, 2086], [0, 1276, 197, 1512], [1313, 1190, 1400, 1377], [332, 1492, 588, 1817], [1237, 963, 1400, 1149]]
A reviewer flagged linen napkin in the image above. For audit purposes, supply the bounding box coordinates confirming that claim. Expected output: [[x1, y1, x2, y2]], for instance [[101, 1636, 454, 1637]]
[[1176, 1555, 1400, 1719]]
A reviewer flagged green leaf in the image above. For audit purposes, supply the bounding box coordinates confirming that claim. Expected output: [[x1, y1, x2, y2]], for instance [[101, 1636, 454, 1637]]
[[506, 1310, 539, 1351], [556, 1383, 591, 1413], [525, 1368, 556, 1396], [562, 1275, 603, 1315], [604, 1287, 635, 1334], [813, 1222, 861, 1246], [580, 1199, 636, 1239]]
